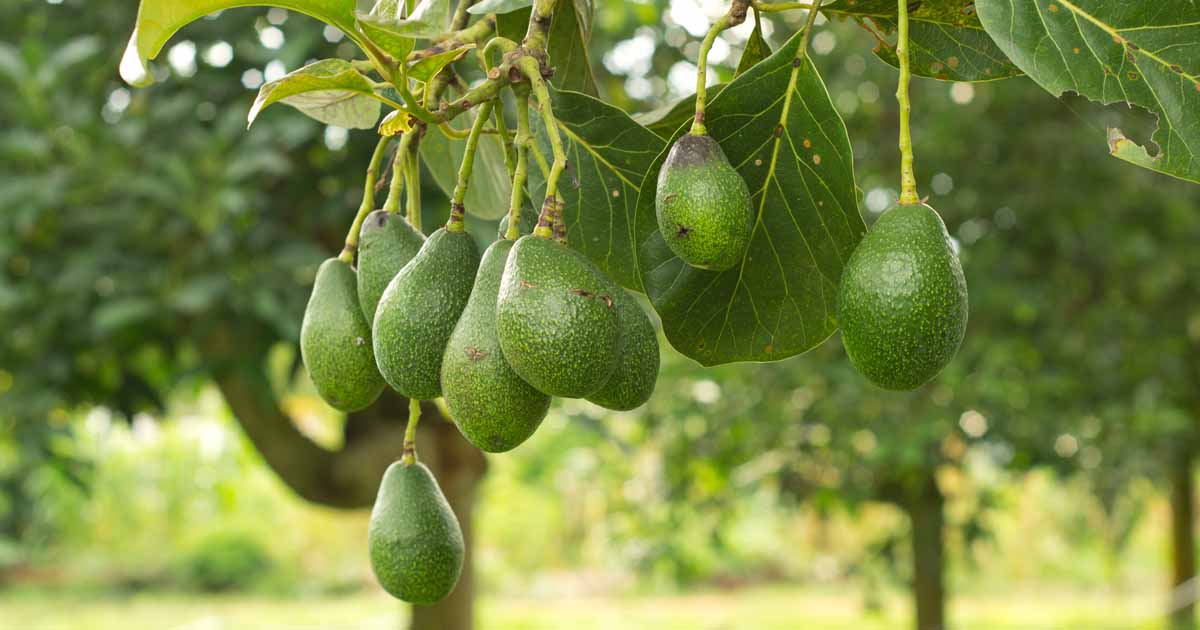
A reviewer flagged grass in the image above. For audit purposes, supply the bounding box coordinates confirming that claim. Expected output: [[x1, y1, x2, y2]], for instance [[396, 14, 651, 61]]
[[0, 583, 1181, 630]]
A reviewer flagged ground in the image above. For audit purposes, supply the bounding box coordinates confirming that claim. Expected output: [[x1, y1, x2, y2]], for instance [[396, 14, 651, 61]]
[[0, 583, 1177, 629]]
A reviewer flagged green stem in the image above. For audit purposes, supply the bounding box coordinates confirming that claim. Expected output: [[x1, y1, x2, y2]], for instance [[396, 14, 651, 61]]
[[522, 0, 557, 52], [405, 138, 423, 232], [896, 0, 918, 205], [449, 100, 496, 231], [691, 0, 750, 135], [517, 57, 567, 237], [402, 398, 421, 464], [382, 133, 414, 215], [506, 93, 533, 241], [339, 135, 393, 263], [798, 0, 823, 57]]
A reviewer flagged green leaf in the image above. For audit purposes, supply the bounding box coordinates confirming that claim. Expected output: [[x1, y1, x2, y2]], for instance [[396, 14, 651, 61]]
[[248, 59, 381, 129], [822, 0, 1019, 81], [467, 0, 532, 16], [977, 0, 1200, 184], [120, 0, 358, 86], [547, 0, 598, 96], [633, 86, 725, 140], [407, 45, 473, 82], [527, 88, 667, 291], [355, 0, 450, 43], [735, 11, 771, 78], [869, 18, 1023, 81], [420, 111, 512, 220], [635, 28, 865, 366], [355, 16, 418, 60], [496, 7, 532, 41]]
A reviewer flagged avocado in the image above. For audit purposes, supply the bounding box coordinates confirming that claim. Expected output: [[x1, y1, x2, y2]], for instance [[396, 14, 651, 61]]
[[373, 227, 481, 400], [442, 240, 552, 452], [655, 133, 754, 271], [837, 203, 968, 391], [497, 207, 538, 240], [586, 287, 660, 411], [357, 210, 425, 321], [368, 460, 464, 604], [299, 258, 386, 411], [496, 235, 620, 398]]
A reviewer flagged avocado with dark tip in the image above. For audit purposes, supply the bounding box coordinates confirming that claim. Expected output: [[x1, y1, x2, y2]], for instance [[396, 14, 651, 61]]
[[442, 240, 552, 452], [837, 203, 968, 391], [496, 235, 620, 398], [655, 133, 754, 271], [586, 287, 660, 411], [300, 258, 386, 412], [368, 460, 464, 604], [357, 210, 425, 321], [373, 227, 481, 400]]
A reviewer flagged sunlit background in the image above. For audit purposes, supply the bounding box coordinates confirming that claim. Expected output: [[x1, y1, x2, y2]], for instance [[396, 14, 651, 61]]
[[2, 0, 1198, 628]]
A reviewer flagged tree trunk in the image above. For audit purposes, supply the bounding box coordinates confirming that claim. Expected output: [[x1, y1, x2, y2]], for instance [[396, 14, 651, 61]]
[[905, 474, 946, 630], [410, 418, 486, 630], [1168, 452, 1195, 630]]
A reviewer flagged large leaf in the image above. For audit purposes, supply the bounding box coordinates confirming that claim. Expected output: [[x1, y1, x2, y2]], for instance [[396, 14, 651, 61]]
[[824, 0, 1021, 81], [526, 88, 667, 291], [421, 111, 513, 220], [407, 45, 472, 82], [248, 59, 381, 129], [977, 0, 1200, 184], [635, 28, 865, 366], [356, 0, 451, 43], [120, 0, 358, 86], [869, 18, 1023, 81], [467, 0, 532, 15], [546, 0, 598, 96]]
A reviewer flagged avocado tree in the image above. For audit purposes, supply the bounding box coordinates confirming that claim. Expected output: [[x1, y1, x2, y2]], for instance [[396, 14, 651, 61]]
[[40, 0, 1200, 626]]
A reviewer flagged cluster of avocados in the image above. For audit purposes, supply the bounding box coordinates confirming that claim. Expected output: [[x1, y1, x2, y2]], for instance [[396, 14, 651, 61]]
[[654, 131, 967, 392], [300, 205, 660, 605]]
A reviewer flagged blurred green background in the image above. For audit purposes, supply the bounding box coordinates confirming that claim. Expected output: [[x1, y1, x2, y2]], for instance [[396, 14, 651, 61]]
[[2, 0, 1199, 629]]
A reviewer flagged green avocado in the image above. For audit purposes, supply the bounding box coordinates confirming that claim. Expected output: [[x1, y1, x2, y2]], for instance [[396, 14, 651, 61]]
[[496, 208, 538, 240], [837, 203, 968, 391], [357, 210, 425, 321], [300, 258, 386, 412], [373, 227, 481, 400], [368, 460, 464, 605], [496, 235, 620, 398], [655, 133, 754, 271], [586, 287, 660, 411], [442, 240, 552, 452]]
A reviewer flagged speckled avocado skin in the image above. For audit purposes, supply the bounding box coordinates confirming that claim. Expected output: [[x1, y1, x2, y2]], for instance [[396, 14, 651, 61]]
[[837, 203, 968, 391], [442, 240, 551, 453], [373, 228, 481, 400], [496, 236, 619, 398], [655, 133, 754, 271], [299, 258, 386, 412], [368, 461, 464, 605], [357, 210, 425, 321], [586, 287, 660, 411]]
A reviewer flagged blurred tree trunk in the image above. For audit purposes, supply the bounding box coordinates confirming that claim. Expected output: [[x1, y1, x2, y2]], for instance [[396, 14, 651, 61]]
[[1168, 451, 1195, 630], [904, 474, 945, 630], [202, 326, 485, 630]]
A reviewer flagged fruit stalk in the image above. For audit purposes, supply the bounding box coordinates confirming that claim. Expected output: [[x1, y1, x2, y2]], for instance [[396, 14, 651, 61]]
[[797, 0, 823, 55], [405, 138, 423, 232], [517, 56, 569, 237], [896, 0, 919, 205], [382, 132, 414, 215], [691, 0, 750, 135], [402, 398, 421, 464], [340, 135, 395, 263], [449, 99, 496, 231], [506, 92, 533, 241]]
